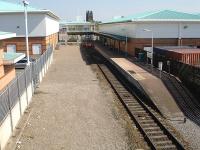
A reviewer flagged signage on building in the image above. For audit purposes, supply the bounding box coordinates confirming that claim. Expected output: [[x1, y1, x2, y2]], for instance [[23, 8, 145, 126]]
[[158, 62, 163, 71], [144, 47, 153, 59]]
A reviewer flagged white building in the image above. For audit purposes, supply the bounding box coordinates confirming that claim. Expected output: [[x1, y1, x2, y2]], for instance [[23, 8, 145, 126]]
[[98, 10, 200, 56], [59, 20, 97, 43], [0, 1, 60, 54]]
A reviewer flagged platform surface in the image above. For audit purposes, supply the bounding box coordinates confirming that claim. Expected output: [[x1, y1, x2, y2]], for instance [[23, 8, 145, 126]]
[[6, 45, 134, 150], [95, 43, 184, 118]]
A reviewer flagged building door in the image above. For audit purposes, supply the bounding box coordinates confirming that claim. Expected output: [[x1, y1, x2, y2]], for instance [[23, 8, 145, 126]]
[[32, 44, 42, 55], [7, 44, 16, 53]]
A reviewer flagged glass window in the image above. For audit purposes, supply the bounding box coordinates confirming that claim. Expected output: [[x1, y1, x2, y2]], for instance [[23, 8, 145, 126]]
[[7, 44, 16, 53]]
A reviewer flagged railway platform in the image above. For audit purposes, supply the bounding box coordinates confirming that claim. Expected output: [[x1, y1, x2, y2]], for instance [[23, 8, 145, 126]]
[[5, 45, 136, 150], [95, 43, 184, 119]]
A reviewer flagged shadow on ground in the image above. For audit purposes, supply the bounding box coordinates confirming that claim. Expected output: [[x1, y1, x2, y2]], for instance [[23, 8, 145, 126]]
[[80, 46, 105, 65]]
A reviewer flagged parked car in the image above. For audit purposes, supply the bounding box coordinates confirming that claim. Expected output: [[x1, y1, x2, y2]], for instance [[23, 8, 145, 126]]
[[15, 57, 36, 69]]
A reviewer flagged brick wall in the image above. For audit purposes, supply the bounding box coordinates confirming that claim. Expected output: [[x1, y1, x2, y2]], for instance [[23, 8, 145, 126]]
[[104, 37, 200, 56], [0, 65, 4, 78], [0, 48, 5, 78], [0, 66, 15, 91], [45, 33, 58, 50], [0, 45, 16, 91], [2, 33, 58, 55]]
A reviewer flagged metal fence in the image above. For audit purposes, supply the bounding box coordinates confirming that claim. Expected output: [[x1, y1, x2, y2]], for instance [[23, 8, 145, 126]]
[[0, 46, 53, 125], [152, 54, 200, 99]]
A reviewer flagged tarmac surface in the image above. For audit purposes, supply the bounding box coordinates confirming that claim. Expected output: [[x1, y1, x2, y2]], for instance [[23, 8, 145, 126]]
[[5, 45, 147, 150]]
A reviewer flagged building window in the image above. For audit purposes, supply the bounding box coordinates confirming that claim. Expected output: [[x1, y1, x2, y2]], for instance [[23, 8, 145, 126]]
[[7, 44, 16, 53], [32, 44, 42, 55]]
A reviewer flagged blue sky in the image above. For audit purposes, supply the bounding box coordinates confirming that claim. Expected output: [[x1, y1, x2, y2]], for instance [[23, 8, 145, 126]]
[[9, 0, 200, 21]]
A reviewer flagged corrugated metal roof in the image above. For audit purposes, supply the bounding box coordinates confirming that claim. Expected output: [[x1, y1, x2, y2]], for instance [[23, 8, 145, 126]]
[[170, 49, 200, 54], [142, 10, 200, 20], [155, 46, 200, 54], [103, 10, 200, 24]]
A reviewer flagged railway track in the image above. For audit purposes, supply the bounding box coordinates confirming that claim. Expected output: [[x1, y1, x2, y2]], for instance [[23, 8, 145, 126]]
[[98, 64, 185, 150], [162, 72, 200, 125], [135, 61, 200, 126], [138, 62, 200, 126]]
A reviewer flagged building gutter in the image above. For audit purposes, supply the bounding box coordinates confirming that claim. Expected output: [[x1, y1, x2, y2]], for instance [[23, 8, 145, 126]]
[[101, 19, 200, 25], [100, 20, 132, 25], [131, 19, 200, 22], [0, 33, 16, 40]]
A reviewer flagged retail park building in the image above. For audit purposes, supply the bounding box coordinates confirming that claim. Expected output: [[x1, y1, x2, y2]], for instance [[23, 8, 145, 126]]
[[98, 10, 200, 58]]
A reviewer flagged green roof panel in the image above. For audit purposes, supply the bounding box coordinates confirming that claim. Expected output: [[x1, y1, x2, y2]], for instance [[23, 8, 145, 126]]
[[0, 31, 16, 40], [142, 10, 200, 20], [0, 1, 60, 20], [0, 0, 43, 12], [3, 52, 25, 64], [104, 10, 200, 24]]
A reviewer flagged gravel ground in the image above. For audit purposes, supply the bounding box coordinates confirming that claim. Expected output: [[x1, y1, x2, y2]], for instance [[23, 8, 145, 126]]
[[170, 119, 200, 150], [5, 45, 147, 150]]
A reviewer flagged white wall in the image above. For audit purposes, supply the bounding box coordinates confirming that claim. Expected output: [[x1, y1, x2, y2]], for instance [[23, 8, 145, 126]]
[[180, 23, 200, 38], [0, 13, 59, 37], [99, 21, 200, 39], [45, 15, 59, 36], [135, 22, 179, 38], [99, 23, 137, 38]]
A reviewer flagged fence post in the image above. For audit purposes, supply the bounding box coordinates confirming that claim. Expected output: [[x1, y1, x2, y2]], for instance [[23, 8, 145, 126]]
[[30, 63, 34, 94], [24, 68, 29, 106], [7, 86, 14, 133], [16, 75, 22, 116]]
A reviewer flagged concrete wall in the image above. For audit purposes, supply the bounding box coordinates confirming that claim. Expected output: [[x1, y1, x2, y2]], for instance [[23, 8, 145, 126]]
[[0, 13, 59, 37], [0, 51, 54, 150]]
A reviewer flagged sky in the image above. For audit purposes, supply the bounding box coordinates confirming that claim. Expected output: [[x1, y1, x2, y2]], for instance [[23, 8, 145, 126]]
[[8, 0, 200, 21]]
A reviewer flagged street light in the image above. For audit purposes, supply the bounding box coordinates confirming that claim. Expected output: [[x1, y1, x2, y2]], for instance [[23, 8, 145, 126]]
[[23, 0, 30, 66], [143, 29, 154, 69], [122, 28, 128, 57]]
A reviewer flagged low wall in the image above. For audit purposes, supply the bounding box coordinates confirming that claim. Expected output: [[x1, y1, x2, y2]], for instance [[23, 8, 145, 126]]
[[0, 51, 53, 150]]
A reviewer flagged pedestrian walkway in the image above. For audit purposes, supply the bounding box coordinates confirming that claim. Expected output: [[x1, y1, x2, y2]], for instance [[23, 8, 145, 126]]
[[95, 43, 184, 119], [6, 45, 132, 150]]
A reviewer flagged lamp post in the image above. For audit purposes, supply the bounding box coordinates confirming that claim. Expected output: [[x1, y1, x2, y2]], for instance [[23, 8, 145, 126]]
[[143, 29, 154, 69], [122, 28, 128, 57], [23, 0, 30, 66]]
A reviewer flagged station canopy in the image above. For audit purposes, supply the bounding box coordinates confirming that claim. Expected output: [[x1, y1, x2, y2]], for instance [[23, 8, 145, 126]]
[[97, 32, 127, 41], [3, 52, 25, 65]]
